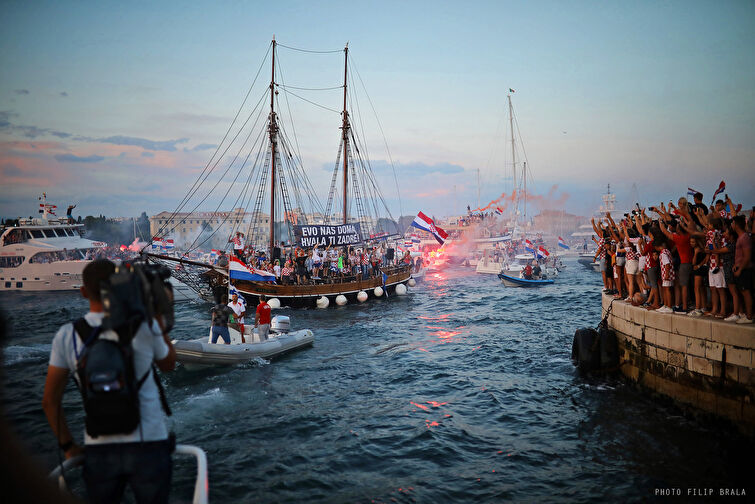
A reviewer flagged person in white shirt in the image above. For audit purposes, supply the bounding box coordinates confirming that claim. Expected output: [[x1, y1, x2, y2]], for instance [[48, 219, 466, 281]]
[[227, 292, 246, 343], [42, 259, 176, 504]]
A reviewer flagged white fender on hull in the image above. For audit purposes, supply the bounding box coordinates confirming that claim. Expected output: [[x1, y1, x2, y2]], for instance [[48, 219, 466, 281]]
[[373, 286, 384, 297], [267, 298, 281, 309], [316, 296, 329, 308], [395, 283, 407, 295], [335, 294, 347, 306], [407, 278, 416, 287], [357, 291, 368, 302]]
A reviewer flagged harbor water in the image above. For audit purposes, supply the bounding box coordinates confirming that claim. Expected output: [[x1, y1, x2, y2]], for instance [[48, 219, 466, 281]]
[[1, 258, 751, 502]]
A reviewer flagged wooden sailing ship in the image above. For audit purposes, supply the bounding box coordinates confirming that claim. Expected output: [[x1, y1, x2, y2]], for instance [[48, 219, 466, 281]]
[[148, 39, 412, 307]]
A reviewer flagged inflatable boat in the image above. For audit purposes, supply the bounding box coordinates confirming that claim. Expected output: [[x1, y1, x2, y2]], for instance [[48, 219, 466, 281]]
[[173, 316, 314, 366], [498, 272, 554, 287]]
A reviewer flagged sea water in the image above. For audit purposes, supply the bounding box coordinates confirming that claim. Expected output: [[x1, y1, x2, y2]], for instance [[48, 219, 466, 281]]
[[1, 258, 751, 502]]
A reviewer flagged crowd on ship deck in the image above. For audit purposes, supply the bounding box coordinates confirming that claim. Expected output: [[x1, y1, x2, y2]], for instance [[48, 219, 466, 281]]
[[591, 191, 753, 324], [219, 232, 416, 286]]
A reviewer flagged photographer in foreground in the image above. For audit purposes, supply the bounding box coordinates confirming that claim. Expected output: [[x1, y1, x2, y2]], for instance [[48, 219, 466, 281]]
[[42, 259, 176, 503]]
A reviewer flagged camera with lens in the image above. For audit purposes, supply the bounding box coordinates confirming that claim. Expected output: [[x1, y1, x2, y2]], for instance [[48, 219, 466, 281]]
[[101, 260, 175, 341]]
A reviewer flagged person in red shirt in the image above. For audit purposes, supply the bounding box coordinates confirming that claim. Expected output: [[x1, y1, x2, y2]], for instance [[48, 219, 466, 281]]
[[255, 295, 272, 342], [660, 219, 692, 311]]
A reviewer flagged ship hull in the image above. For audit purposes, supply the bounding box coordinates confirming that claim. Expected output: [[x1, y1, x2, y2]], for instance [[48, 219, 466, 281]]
[[211, 265, 413, 307]]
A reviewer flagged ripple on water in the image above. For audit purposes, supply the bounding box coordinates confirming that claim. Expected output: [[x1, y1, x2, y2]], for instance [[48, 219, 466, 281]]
[[1, 260, 752, 502]]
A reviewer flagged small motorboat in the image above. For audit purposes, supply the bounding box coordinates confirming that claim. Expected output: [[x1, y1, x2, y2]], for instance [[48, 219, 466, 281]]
[[173, 316, 314, 366], [498, 272, 554, 287]]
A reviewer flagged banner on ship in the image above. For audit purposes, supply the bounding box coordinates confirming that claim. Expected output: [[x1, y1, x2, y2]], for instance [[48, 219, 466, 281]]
[[293, 223, 362, 247]]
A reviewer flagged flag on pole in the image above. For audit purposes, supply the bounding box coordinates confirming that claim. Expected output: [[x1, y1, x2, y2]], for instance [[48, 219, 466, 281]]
[[228, 256, 276, 282], [711, 181, 725, 205], [687, 187, 701, 198], [495, 206, 503, 215], [161, 238, 175, 250], [524, 239, 535, 253], [411, 212, 449, 245], [537, 246, 550, 258], [509, 88, 515, 93], [558, 237, 570, 250]]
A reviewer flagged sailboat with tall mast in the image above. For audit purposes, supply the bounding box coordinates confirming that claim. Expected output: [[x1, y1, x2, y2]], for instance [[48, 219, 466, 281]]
[[475, 91, 532, 274], [147, 39, 412, 307]]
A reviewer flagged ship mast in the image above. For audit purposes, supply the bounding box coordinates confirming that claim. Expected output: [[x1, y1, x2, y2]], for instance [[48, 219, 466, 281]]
[[341, 44, 349, 224], [508, 93, 516, 205], [269, 38, 278, 255]]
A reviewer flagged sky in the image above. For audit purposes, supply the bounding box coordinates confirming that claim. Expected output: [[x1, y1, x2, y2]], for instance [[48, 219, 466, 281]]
[[1, 0, 754, 221]]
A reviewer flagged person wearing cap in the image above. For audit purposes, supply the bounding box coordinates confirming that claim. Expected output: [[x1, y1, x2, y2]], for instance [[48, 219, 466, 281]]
[[255, 295, 272, 342]]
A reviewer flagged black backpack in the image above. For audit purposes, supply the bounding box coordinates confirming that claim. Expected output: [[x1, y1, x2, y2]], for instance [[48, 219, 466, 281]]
[[73, 318, 170, 437]]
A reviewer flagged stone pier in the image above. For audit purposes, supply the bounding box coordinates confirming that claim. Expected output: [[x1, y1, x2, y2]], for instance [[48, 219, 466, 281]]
[[602, 294, 755, 435]]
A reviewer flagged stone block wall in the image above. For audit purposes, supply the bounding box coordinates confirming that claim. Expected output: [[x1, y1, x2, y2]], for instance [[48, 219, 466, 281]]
[[601, 294, 755, 435]]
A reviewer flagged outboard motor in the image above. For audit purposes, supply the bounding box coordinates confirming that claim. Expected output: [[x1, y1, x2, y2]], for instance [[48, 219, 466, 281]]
[[271, 315, 290, 333]]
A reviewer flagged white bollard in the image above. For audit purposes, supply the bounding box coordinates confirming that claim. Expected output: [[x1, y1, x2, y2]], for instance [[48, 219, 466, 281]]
[[335, 294, 347, 306], [316, 296, 329, 309], [357, 291, 368, 302], [395, 283, 408, 295], [373, 286, 384, 297]]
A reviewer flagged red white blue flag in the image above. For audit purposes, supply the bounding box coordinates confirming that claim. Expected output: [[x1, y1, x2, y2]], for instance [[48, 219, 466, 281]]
[[537, 246, 550, 258], [524, 239, 535, 253], [558, 237, 570, 249], [711, 181, 725, 205], [228, 256, 276, 282], [411, 212, 448, 245]]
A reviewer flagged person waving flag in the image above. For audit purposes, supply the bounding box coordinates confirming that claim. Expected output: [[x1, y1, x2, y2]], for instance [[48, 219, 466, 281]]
[[711, 181, 725, 205]]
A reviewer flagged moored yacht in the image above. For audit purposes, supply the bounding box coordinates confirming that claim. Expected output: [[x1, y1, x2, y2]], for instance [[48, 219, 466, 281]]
[[0, 196, 106, 291]]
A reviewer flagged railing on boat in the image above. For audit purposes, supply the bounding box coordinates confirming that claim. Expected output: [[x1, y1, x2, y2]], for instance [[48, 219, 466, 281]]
[[48, 444, 209, 504]]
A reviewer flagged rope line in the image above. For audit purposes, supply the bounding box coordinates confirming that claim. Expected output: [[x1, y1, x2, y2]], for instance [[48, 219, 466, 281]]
[[276, 42, 343, 54], [278, 83, 344, 91]]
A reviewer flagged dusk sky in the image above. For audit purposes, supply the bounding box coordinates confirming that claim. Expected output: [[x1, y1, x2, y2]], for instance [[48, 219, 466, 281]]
[[1, 0, 753, 221]]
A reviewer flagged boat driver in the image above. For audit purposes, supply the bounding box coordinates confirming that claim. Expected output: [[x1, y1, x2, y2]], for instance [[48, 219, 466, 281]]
[[523, 263, 533, 280]]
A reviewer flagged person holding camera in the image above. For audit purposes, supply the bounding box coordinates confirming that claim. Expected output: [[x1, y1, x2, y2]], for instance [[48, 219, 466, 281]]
[[42, 259, 176, 504]]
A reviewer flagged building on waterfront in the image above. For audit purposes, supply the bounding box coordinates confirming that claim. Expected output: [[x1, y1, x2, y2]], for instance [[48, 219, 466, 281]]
[[149, 208, 269, 249]]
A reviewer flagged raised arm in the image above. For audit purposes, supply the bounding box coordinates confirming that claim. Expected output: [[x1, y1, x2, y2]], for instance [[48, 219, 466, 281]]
[[658, 219, 673, 240]]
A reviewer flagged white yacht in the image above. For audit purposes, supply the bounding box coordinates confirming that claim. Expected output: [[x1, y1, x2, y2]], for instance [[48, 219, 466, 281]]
[[0, 197, 106, 291]]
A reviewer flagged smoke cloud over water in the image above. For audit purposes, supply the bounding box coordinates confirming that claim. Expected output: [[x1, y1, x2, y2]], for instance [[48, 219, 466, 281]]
[[471, 185, 570, 213]]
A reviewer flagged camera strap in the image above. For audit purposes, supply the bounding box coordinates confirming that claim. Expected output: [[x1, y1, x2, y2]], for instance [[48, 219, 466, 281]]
[[151, 364, 172, 417]]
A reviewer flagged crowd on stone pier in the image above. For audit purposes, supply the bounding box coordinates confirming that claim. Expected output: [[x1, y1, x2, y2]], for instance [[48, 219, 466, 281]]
[[591, 191, 753, 324]]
